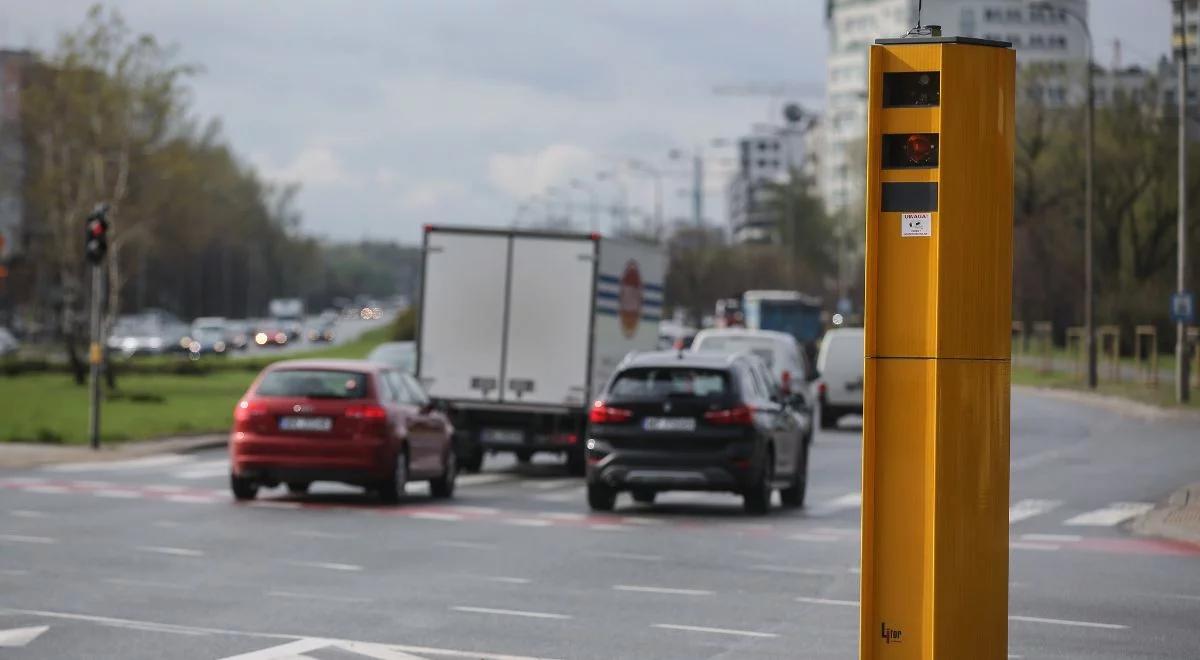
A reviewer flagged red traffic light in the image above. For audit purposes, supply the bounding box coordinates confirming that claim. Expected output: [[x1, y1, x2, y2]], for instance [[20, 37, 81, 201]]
[[904, 134, 935, 165], [88, 219, 106, 237]]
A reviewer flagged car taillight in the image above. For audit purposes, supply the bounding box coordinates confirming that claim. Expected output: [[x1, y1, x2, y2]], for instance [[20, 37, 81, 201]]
[[704, 404, 755, 426], [234, 400, 266, 423], [818, 382, 827, 397], [346, 404, 388, 420], [589, 401, 633, 424], [780, 370, 792, 395]]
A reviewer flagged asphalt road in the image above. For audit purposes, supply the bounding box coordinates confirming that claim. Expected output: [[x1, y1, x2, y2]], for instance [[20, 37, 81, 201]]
[[0, 390, 1198, 659]]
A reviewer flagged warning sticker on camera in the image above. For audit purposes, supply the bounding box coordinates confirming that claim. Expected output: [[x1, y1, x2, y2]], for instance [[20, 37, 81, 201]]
[[901, 212, 932, 237]]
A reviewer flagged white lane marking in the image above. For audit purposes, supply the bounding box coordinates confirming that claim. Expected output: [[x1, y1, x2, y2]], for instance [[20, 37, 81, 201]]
[[651, 623, 778, 638], [751, 565, 839, 576], [521, 479, 577, 490], [335, 640, 427, 660], [537, 511, 587, 521], [532, 487, 587, 502], [617, 515, 664, 526], [8, 509, 47, 518], [1064, 502, 1155, 527], [70, 480, 112, 488], [3, 608, 556, 660], [588, 523, 631, 532], [455, 474, 512, 487], [1021, 533, 1082, 543], [1159, 593, 1200, 602], [788, 532, 840, 542], [247, 501, 304, 510], [847, 567, 862, 574], [143, 484, 190, 493], [23, 485, 69, 494], [614, 585, 713, 596], [217, 638, 330, 660], [165, 494, 220, 504], [462, 575, 531, 585], [445, 505, 500, 515], [795, 596, 860, 607], [0, 534, 56, 544], [818, 492, 862, 511], [0, 569, 31, 576], [1008, 499, 1062, 523], [0, 625, 50, 648], [93, 489, 142, 499], [435, 540, 496, 550], [103, 577, 186, 590], [410, 512, 463, 522], [46, 454, 192, 472], [284, 560, 363, 572], [266, 590, 373, 604], [1009, 615, 1128, 630], [451, 606, 571, 620], [501, 518, 552, 527], [591, 551, 662, 562], [1010, 542, 1061, 551], [137, 545, 204, 557], [172, 460, 230, 480]]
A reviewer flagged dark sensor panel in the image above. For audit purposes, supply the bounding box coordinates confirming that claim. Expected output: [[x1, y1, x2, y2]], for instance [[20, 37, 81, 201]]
[[882, 72, 940, 107], [882, 133, 939, 169], [881, 182, 938, 212]]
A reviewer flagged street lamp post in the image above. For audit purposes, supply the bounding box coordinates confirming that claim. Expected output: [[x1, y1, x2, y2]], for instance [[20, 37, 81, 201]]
[[1032, 1, 1096, 389]]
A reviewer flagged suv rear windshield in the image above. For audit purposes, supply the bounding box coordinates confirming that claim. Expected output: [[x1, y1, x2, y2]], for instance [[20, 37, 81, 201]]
[[256, 369, 369, 399], [609, 367, 730, 399]]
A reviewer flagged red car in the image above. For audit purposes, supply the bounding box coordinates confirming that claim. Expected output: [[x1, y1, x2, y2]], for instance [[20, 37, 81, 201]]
[[229, 359, 456, 503]]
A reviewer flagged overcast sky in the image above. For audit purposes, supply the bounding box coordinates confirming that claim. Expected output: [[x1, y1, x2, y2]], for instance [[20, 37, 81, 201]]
[[0, 1, 1172, 243]]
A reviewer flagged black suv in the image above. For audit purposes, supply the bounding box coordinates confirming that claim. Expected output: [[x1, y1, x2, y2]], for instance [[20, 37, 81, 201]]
[[585, 350, 810, 515]]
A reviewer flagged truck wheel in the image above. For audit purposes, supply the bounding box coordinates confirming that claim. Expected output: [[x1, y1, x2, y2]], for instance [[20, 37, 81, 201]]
[[631, 489, 656, 505], [566, 448, 586, 476], [515, 450, 533, 464], [458, 448, 484, 473], [231, 474, 258, 501], [285, 482, 310, 495], [819, 404, 838, 430], [587, 482, 617, 511]]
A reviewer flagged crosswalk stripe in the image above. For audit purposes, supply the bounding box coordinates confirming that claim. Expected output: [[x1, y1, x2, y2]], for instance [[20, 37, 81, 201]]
[[1064, 502, 1155, 527], [1009, 499, 1062, 523], [46, 455, 193, 473]]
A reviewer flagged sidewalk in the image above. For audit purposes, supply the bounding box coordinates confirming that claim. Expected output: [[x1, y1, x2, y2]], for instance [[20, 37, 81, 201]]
[[0, 434, 226, 469], [1135, 482, 1200, 545]]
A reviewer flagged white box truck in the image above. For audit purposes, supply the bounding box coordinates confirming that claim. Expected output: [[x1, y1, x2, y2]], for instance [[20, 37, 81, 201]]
[[416, 226, 666, 473]]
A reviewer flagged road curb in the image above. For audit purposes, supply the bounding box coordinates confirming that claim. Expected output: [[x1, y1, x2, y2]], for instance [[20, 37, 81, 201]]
[[1013, 385, 1200, 422], [1133, 482, 1200, 545], [0, 434, 227, 469]]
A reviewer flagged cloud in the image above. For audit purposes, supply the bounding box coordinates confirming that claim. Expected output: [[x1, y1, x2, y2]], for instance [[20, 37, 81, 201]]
[[487, 144, 596, 200], [256, 147, 347, 187], [400, 180, 465, 211]]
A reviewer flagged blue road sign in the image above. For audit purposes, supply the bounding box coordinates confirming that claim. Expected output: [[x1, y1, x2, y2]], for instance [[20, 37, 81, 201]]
[[1171, 292, 1195, 323]]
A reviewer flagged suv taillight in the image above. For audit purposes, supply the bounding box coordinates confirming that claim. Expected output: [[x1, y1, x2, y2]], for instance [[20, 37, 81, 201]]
[[345, 404, 387, 420], [704, 404, 755, 426], [589, 401, 633, 424]]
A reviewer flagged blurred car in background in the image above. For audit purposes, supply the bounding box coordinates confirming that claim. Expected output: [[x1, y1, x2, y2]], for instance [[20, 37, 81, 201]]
[[229, 358, 456, 503], [108, 311, 190, 357], [814, 327, 864, 429], [691, 328, 812, 396], [254, 321, 291, 347], [0, 327, 18, 356], [186, 319, 230, 357], [226, 321, 251, 350], [307, 319, 336, 343], [657, 321, 697, 350], [366, 341, 415, 374]]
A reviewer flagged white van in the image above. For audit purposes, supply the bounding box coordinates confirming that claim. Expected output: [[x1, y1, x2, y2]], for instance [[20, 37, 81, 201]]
[[691, 328, 810, 394], [815, 327, 864, 429]]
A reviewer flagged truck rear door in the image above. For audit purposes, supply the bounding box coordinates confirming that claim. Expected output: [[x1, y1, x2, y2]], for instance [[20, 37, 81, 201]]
[[501, 236, 595, 406], [419, 231, 509, 402]]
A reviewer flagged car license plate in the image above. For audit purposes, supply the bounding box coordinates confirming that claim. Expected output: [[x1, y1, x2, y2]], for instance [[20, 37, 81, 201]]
[[483, 428, 525, 445], [279, 416, 332, 432], [642, 417, 696, 432]]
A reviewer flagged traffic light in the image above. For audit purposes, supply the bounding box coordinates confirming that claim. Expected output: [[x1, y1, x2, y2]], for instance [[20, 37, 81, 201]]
[[84, 209, 109, 265], [861, 37, 1015, 659]]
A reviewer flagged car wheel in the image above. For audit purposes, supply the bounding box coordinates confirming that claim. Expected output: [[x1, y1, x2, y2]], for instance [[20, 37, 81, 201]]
[[631, 489, 656, 505], [743, 455, 773, 515], [587, 482, 617, 511], [378, 450, 409, 504], [285, 482, 310, 495], [819, 404, 838, 430], [430, 451, 457, 499], [231, 474, 258, 501], [515, 450, 533, 464], [780, 441, 809, 509]]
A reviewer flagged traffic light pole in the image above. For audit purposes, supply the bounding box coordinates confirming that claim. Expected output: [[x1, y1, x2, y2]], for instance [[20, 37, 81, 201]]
[[87, 263, 103, 450], [1178, 0, 1192, 404]]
